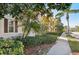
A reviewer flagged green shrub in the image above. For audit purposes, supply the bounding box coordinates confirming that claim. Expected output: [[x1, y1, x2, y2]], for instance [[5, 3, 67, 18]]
[[46, 32, 62, 36], [24, 34, 57, 47], [0, 39, 24, 55]]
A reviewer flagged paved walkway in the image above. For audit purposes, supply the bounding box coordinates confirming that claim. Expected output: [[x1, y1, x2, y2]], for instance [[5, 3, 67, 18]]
[[47, 33, 72, 55]]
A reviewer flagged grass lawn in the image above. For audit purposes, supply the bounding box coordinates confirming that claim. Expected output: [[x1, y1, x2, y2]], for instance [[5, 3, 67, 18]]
[[67, 35, 79, 54]]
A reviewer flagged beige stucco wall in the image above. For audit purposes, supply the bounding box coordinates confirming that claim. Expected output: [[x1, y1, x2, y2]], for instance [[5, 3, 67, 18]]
[[0, 14, 36, 37], [0, 18, 4, 34], [0, 18, 23, 34], [18, 21, 23, 33]]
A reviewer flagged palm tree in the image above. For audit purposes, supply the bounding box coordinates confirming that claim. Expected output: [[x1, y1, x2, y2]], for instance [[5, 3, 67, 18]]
[[56, 9, 79, 35]]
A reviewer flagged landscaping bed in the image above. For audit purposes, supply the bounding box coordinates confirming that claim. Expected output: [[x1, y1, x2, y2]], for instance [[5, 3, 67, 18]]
[[72, 52, 79, 55], [0, 39, 24, 55], [0, 32, 60, 55], [25, 44, 53, 55], [67, 35, 79, 55], [24, 34, 57, 47], [23, 33, 59, 55]]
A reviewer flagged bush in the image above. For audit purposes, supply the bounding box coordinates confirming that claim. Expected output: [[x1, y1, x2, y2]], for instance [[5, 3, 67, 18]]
[[0, 39, 24, 55], [24, 34, 57, 47], [46, 32, 62, 36]]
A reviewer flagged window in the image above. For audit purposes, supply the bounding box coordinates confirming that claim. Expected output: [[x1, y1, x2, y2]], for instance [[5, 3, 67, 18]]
[[4, 18, 18, 33], [9, 21, 14, 32], [4, 18, 8, 33]]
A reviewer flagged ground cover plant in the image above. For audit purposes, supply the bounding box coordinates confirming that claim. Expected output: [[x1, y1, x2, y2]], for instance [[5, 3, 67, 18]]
[[0, 39, 24, 55]]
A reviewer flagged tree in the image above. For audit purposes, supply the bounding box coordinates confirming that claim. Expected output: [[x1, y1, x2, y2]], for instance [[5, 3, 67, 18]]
[[4, 4, 40, 37], [0, 3, 72, 37], [11, 3, 71, 35], [40, 14, 64, 34], [56, 8, 79, 34], [74, 26, 79, 32], [0, 4, 10, 19]]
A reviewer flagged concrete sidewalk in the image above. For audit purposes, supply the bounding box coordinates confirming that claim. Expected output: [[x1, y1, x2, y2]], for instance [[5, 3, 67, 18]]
[[47, 33, 72, 55]]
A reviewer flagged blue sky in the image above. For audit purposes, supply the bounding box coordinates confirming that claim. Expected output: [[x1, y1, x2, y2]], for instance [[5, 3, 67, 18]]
[[61, 3, 79, 28]]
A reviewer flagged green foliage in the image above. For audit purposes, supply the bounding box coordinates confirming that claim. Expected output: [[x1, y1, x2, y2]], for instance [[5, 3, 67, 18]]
[[70, 26, 79, 32], [23, 34, 57, 47], [47, 3, 71, 11], [0, 4, 8, 19], [0, 3, 72, 37], [0, 39, 24, 55], [31, 21, 40, 32], [22, 19, 40, 37], [56, 23, 64, 33], [40, 15, 64, 34], [55, 7, 79, 34], [46, 32, 62, 36]]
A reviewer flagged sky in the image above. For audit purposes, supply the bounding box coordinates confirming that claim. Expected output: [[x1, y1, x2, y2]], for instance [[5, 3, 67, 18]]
[[61, 3, 79, 28]]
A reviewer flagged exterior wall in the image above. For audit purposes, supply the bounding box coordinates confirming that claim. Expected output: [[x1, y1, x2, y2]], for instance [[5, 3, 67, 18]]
[[0, 14, 23, 34], [0, 14, 36, 38], [0, 18, 4, 34], [0, 18, 23, 38], [28, 29, 36, 36], [18, 21, 23, 33]]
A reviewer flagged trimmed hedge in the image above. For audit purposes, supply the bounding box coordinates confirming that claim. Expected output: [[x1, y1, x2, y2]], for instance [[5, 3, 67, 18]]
[[24, 34, 57, 47], [46, 32, 62, 36], [0, 39, 24, 55]]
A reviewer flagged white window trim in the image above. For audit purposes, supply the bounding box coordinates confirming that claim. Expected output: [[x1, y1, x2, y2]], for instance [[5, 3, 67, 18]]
[[8, 20, 15, 33]]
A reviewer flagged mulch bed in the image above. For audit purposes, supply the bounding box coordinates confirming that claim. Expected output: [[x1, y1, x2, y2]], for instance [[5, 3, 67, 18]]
[[72, 52, 79, 55], [24, 44, 53, 55]]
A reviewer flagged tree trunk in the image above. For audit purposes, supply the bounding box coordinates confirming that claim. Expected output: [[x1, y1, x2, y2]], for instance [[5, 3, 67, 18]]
[[66, 13, 70, 35], [23, 27, 31, 38], [67, 19, 70, 34]]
